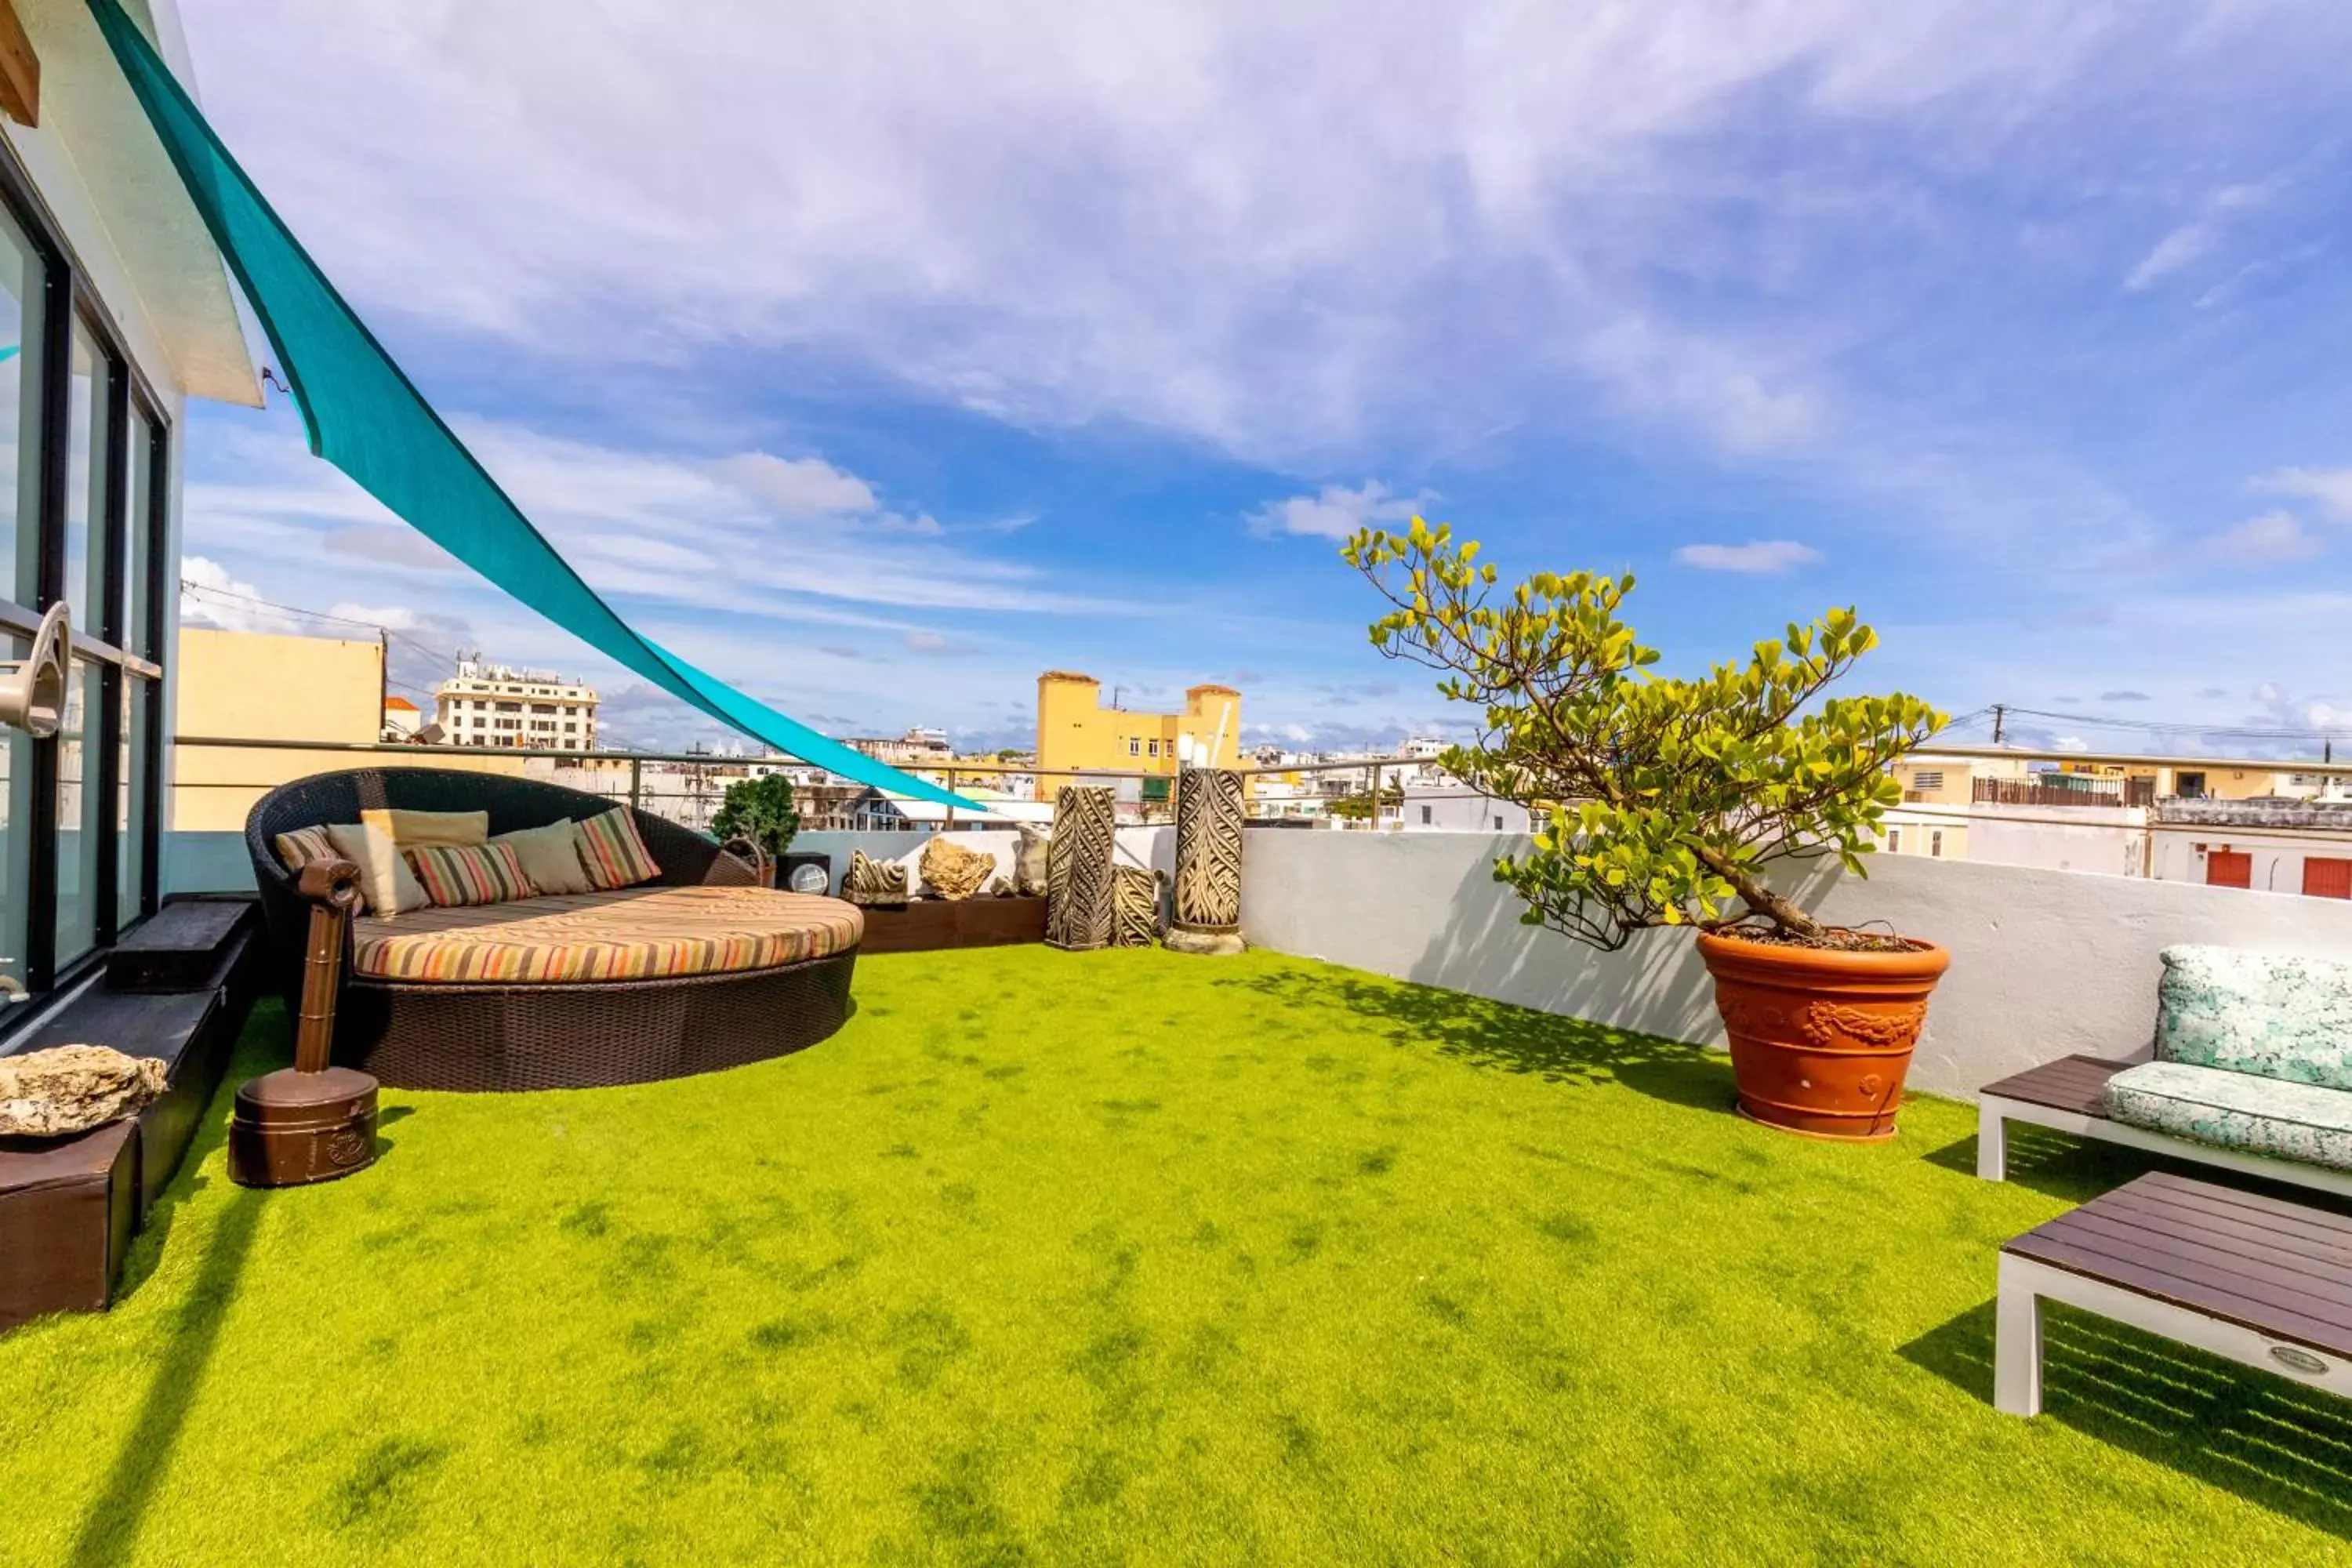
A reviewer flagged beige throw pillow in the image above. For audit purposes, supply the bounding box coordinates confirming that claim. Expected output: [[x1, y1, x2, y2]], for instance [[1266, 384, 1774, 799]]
[[361, 808, 491, 848], [326, 822, 430, 916], [491, 821, 596, 896]]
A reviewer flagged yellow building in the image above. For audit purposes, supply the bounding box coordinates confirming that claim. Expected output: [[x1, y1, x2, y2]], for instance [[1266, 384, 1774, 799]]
[[1034, 672, 1243, 802], [1889, 753, 2030, 805], [172, 628, 524, 831]]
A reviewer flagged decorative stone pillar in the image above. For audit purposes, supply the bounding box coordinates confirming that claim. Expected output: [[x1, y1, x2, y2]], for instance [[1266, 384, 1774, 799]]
[[1112, 867, 1161, 947], [1165, 767, 1245, 956], [1044, 786, 1116, 951]]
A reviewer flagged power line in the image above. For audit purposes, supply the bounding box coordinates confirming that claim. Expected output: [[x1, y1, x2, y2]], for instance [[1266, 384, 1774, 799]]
[[180, 577, 463, 673], [2000, 704, 2352, 742], [179, 578, 387, 631]]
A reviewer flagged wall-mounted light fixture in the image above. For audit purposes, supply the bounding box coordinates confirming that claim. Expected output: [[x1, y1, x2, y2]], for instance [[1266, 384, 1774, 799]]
[[0, 601, 68, 737]]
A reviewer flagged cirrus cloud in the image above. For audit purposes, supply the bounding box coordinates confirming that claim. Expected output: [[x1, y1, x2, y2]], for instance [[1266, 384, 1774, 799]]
[[1671, 540, 1822, 575]]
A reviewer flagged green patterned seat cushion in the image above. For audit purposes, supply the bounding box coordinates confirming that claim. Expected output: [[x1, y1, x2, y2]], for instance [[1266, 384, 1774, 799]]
[[2154, 945, 2352, 1091], [2104, 1060, 2352, 1173]]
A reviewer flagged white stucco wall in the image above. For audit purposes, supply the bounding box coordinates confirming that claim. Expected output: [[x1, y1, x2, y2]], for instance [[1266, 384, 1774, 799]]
[[791, 827, 1171, 895], [1238, 830, 2352, 1100]]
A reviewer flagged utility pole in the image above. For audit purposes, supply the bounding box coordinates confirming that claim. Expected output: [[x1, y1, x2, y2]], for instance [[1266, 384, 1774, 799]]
[[1991, 704, 2005, 746]]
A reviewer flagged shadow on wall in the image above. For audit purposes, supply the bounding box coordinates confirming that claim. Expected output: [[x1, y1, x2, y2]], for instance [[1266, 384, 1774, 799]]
[[1404, 848, 1726, 1050]]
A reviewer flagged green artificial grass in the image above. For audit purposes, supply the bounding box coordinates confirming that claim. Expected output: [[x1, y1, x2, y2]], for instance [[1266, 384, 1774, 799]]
[[4, 947, 2350, 1566]]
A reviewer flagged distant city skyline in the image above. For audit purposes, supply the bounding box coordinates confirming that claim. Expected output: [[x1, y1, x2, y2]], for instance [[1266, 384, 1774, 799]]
[[173, 2, 2352, 762]]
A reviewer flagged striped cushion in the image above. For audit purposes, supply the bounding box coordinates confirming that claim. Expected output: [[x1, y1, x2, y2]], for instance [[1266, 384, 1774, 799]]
[[274, 824, 339, 873], [575, 808, 660, 891], [404, 842, 533, 908], [351, 887, 863, 985]]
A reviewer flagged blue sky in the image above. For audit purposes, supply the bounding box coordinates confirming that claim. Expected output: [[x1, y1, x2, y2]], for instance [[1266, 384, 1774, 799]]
[[172, 1, 2352, 757]]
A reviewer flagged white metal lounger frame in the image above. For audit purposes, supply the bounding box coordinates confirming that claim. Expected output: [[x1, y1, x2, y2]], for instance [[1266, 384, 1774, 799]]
[[1976, 1091, 2352, 1201], [1995, 1252, 2352, 1417]]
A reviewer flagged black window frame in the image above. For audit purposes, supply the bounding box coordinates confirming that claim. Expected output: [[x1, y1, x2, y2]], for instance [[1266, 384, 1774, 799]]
[[0, 136, 174, 1028]]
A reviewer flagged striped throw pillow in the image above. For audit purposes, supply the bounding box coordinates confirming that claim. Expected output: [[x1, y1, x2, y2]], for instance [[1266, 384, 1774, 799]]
[[274, 824, 339, 873], [403, 841, 534, 909], [575, 808, 661, 891]]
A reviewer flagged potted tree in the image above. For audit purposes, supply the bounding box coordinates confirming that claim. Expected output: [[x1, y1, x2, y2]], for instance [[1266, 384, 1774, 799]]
[[710, 773, 800, 887], [1345, 518, 1947, 1140]]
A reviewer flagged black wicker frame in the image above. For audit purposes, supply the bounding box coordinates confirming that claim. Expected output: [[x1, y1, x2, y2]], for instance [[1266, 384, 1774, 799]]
[[245, 768, 858, 1091]]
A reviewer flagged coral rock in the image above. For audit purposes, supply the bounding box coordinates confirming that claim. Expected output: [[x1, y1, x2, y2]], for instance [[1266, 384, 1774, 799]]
[[1014, 824, 1051, 897], [0, 1045, 168, 1138], [920, 837, 995, 902], [842, 849, 910, 907]]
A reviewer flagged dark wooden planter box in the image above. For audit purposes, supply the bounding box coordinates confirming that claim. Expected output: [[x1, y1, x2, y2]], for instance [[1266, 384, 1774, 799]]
[[858, 895, 1047, 954]]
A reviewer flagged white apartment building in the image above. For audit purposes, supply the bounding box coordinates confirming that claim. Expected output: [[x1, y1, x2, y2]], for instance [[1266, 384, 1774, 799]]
[[435, 659, 599, 750]]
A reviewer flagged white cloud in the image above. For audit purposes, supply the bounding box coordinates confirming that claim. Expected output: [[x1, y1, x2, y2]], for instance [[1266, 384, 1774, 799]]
[[2259, 467, 2352, 522], [323, 523, 462, 571], [327, 601, 419, 630], [713, 452, 879, 518], [176, 0, 2213, 466], [2125, 160, 2309, 292], [2205, 509, 2322, 565], [1246, 480, 1429, 539], [1582, 319, 1821, 454], [178, 556, 275, 630], [1672, 540, 1823, 574]]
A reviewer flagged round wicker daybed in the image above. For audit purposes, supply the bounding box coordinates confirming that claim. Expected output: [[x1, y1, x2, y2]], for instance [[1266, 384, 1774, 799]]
[[245, 768, 862, 1092]]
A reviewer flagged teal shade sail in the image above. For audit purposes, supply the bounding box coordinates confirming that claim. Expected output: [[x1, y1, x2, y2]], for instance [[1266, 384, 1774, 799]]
[[89, 0, 978, 812]]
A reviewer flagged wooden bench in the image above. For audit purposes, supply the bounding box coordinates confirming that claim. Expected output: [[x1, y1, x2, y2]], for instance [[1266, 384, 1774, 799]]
[[1976, 1054, 2352, 1201], [1996, 1171, 2352, 1415]]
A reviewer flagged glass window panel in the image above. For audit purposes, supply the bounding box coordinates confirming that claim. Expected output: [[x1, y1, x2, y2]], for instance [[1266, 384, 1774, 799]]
[[0, 631, 25, 991], [118, 676, 151, 925], [54, 658, 104, 967], [125, 407, 153, 659], [0, 205, 38, 608], [62, 325, 110, 637]]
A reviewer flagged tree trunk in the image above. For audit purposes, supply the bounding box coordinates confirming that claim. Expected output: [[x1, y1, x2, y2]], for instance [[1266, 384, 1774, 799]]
[[1692, 844, 1825, 940]]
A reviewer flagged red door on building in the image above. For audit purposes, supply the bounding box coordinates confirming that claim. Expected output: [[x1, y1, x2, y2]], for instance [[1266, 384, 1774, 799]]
[[2304, 858, 2352, 899], [2206, 851, 2252, 889]]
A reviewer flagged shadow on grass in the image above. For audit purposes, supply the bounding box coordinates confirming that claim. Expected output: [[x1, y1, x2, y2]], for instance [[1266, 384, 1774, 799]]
[[1902, 1299, 2352, 1537], [1926, 1125, 2352, 1220], [1210, 965, 1736, 1114], [1922, 1125, 2168, 1207], [67, 1007, 286, 1565], [114, 1004, 289, 1305], [67, 1183, 265, 1568]]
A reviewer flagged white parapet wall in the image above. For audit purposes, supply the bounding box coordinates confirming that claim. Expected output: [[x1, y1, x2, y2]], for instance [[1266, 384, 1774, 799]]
[[1238, 829, 2352, 1100], [790, 828, 1172, 893]]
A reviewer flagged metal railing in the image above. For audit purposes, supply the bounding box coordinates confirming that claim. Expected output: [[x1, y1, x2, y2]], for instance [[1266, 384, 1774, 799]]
[[177, 732, 2352, 840], [169, 736, 1447, 832]]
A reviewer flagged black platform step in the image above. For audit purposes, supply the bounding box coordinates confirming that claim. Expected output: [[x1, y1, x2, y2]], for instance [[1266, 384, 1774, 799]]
[[107, 896, 258, 993]]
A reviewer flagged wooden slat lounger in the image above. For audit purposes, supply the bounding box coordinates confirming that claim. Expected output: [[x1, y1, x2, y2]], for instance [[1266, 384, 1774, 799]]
[[1997, 1171, 2352, 1414], [1976, 1054, 2352, 1201]]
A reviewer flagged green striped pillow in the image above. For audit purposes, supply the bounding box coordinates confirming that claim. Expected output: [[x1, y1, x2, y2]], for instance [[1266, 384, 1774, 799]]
[[575, 808, 661, 891], [403, 841, 533, 908]]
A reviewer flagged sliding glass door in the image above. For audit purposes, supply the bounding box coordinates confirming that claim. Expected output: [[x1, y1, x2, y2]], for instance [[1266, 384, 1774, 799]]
[[0, 193, 42, 994], [0, 145, 172, 1019]]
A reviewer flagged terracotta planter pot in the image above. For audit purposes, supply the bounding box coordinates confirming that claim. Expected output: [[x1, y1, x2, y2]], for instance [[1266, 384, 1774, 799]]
[[1696, 931, 1950, 1142]]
